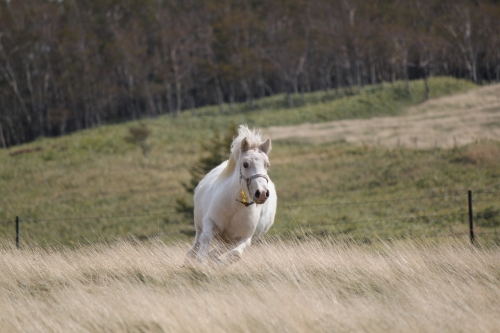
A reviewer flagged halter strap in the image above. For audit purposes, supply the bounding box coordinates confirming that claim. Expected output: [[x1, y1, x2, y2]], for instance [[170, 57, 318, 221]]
[[239, 168, 269, 190], [236, 168, 269, 207]]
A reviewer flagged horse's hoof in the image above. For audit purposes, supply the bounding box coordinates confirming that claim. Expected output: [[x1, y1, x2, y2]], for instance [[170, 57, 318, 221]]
[[229, 251, 242, 260], [220, 251, 242, 265], [208, 251, 222, 261], [183, 257, 196, 267]]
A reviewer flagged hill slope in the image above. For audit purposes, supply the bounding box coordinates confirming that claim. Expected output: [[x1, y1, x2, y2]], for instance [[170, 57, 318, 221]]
[[0, 77, 498, 246], [264, 83, 500, 148]]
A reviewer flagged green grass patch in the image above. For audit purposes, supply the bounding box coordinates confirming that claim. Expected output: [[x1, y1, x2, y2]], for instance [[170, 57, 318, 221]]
[[190, 77, 476, 127], [268, 140, 500, 244]]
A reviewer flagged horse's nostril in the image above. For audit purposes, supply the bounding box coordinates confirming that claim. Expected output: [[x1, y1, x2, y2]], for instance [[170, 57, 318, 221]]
[[255, 190, 261, 199], [265, 190, 270, 198]]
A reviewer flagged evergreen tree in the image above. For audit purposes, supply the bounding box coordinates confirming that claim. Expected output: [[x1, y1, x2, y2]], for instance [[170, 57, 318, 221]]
[[175, 124, 238, 219]]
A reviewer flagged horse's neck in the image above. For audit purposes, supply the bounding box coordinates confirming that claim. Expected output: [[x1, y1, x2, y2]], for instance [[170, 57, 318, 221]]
[[229, 167, 241, 190], [226, 167, 247, 201]]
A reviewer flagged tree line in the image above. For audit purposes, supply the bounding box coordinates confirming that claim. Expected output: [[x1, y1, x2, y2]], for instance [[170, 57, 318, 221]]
[[0, 0, 499, 147]]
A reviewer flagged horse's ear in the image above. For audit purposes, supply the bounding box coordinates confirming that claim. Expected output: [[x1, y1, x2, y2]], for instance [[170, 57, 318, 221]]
[[241, 137, 250, 151], [259, 138, 271, 154]]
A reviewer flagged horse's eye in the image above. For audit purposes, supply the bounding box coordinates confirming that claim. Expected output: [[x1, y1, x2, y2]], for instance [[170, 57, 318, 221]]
[[243, 162, 249, 168]]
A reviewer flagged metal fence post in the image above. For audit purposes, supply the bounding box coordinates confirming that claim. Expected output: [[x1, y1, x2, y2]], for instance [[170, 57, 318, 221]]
[[15, 216, 20, 249], [468, 190, 474, 245]]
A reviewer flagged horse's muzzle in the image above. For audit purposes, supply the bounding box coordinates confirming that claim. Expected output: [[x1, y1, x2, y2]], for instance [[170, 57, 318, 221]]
[[254, 189, 270, 204]]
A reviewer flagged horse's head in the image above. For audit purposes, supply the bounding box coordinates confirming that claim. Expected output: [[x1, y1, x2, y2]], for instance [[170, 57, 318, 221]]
[[239, 137, 272, 205]]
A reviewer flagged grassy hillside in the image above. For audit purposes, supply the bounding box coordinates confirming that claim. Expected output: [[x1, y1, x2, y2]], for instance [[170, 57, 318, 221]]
[[271, 140, 500, 241], [2, 77, 499, 247]]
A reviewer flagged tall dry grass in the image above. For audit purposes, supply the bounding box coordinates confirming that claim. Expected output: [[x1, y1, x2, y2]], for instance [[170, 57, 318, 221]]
[[1, 237, 500, 332]]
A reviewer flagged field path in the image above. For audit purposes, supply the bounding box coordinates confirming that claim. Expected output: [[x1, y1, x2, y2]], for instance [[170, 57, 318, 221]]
[[264, 83, 500, 148]]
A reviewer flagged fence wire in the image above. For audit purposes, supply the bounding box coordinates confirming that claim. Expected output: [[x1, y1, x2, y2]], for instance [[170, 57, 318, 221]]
[[268, 231, 472, 241], [1, 189, 498, 247], [280, 193, 466, 209], [274, 212, 468, 230], [475, 191, 500, 195], [2, 193, 465, 224], [12, 208, 469, 226], [19, 210, 177, 224]]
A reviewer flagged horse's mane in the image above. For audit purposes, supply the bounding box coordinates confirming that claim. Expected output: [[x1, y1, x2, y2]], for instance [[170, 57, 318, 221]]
[[219, 125, 266, 180]]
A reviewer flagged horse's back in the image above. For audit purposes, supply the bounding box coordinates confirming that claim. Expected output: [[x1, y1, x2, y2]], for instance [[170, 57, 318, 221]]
[[193, 161, 228, 228]]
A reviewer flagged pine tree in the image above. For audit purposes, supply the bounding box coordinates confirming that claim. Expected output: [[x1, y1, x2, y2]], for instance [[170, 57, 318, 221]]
[[175, 124, 238, 219]]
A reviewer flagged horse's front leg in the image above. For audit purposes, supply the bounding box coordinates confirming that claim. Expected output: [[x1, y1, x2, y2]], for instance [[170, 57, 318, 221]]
[[197, 218, 219, 264], [220, 237, 252, 265]]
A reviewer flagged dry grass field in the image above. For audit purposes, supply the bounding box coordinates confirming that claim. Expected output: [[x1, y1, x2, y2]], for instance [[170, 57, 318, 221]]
[[1, 238, 500, 332]]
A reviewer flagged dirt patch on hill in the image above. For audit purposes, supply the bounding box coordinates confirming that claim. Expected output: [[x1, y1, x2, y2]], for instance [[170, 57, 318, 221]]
[[264, 84, 500, 148]]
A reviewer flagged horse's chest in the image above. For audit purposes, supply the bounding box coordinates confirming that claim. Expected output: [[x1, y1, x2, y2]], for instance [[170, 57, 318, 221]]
[[224, 209, 260, 238]]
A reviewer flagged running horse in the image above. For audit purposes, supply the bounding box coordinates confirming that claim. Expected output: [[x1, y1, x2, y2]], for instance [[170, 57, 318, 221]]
[[186, 125, 277, 264]]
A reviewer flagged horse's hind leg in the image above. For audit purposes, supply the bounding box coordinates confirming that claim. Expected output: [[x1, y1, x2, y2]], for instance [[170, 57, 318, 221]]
[[185, 230, 225, 263], [208, 236, 230, 263], [220, 237, 252, 265], [208, 239, 223, 259]]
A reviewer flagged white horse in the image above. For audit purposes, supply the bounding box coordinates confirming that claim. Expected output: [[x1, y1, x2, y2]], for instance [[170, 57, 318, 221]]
[[186, 125, 277, 264]]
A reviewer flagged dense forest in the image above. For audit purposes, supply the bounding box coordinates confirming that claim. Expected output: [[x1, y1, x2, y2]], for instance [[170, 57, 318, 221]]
[[0, 0, 499, 147]]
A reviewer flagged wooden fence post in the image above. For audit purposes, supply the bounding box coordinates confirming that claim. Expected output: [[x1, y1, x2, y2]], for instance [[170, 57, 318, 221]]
[[468, 190, 475, 245], [15, 216, 19, 249]]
